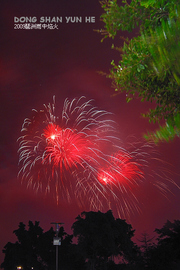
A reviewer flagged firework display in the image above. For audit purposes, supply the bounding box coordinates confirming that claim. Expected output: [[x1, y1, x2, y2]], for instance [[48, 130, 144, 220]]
[[18, 97, 175, 219]]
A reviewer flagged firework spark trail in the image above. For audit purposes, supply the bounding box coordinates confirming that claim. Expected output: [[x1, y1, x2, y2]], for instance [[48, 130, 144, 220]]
[[74, 149, 145, 219], [18, 96, 178, 219], [18, 97, 123, 204]]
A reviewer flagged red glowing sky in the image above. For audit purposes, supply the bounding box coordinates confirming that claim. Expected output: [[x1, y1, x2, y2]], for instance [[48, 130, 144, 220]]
[[0, 0, 180, 264]]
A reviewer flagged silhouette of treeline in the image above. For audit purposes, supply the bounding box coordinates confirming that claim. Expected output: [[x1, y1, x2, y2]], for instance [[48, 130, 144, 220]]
[[1, 210, 180, 270]]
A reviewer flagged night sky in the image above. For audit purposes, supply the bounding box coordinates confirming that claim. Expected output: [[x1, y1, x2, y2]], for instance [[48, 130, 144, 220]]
[[0, 0, 180, 264]]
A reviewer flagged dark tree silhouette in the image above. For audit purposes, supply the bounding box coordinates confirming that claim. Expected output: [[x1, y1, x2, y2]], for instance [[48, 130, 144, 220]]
[[1, 221, 55, 270], [137, 232, 155, 267], [1, 221, 85, 270], [71, 210, 142, 270], [59, 234, 85, 270], [146, 220, 180, 270], [4, 216, 180, 269]]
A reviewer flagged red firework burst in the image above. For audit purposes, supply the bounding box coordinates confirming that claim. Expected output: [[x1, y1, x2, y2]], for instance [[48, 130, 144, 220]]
[[43, 123, 62, 141], [18, 97, 175, 219], [42, 123, 96, 171], [18, 97, 118, 204], [98, 151, 144, 187]]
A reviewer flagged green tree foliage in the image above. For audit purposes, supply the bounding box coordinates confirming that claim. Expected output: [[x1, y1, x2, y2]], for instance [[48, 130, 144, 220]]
[[144, 112, 180, 142], [71, 210, 142, 270], [98, 0, 180, 142]]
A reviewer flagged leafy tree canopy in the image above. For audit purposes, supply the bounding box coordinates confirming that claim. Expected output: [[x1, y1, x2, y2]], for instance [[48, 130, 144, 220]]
[[98, 0, 180, 142]]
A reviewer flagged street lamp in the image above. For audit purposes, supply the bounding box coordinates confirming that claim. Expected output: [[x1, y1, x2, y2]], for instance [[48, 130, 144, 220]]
[[51, 222, 64, 270]]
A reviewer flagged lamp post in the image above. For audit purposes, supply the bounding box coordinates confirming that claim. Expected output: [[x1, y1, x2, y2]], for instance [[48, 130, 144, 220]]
[[51, 222, 64, 270]]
